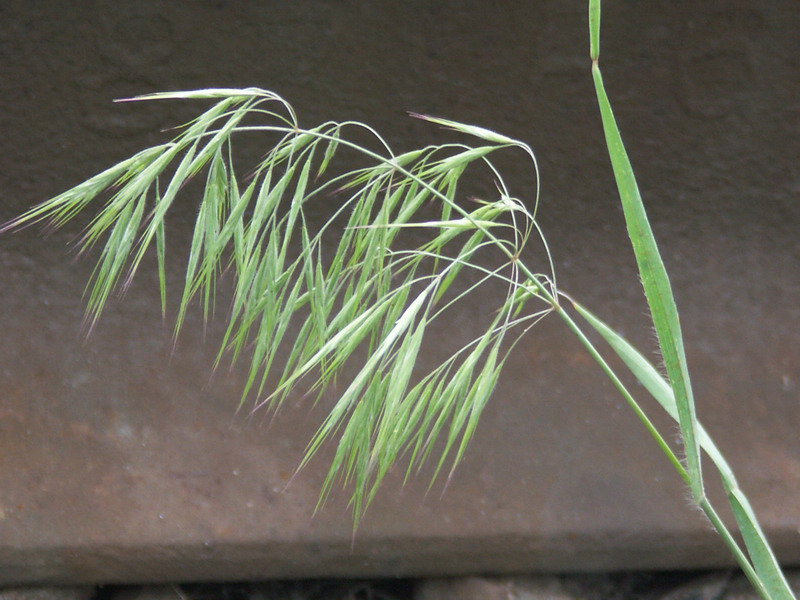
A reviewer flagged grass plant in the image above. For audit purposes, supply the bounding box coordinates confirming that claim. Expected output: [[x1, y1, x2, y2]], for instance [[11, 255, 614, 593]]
[[2, 2, 794, 599]]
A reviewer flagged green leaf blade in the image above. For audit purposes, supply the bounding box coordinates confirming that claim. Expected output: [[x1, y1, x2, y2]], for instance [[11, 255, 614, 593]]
[[591, 62, 702, 501]]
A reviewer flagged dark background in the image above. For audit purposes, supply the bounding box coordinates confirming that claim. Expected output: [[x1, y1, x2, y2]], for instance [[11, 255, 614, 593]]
[[0, 0, 798, 583]]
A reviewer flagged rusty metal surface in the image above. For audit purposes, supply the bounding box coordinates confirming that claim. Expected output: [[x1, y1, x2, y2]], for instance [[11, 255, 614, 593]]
[[0, 0, 798, 584]]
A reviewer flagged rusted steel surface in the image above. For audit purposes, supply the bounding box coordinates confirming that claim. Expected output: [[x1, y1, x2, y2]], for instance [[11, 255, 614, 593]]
[[0, 1, 798, 584]]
